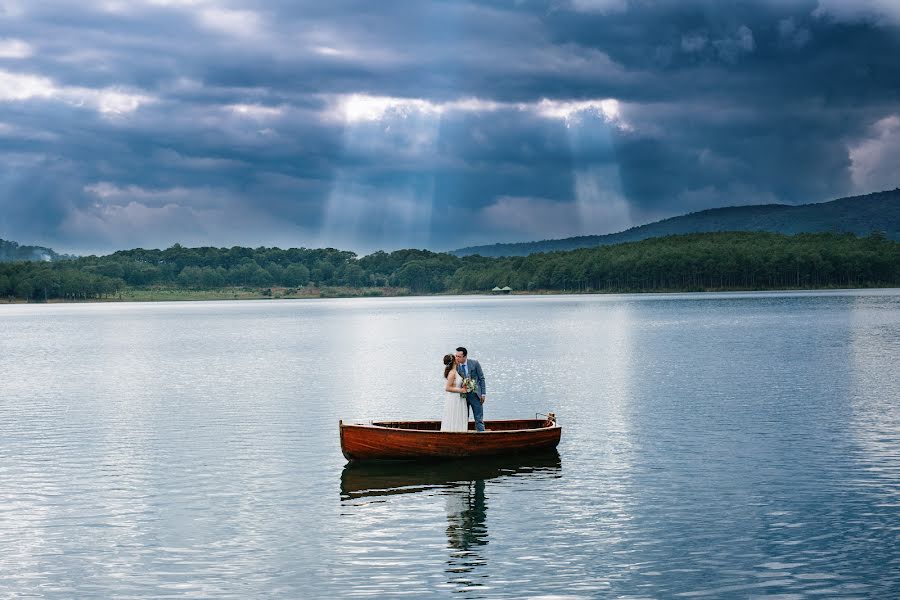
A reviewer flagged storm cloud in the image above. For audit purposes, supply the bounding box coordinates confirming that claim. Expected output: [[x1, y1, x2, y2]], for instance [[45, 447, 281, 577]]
[[0, 0, 898, 254]]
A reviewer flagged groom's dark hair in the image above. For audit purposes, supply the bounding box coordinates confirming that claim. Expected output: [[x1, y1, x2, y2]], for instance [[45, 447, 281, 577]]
[[456, 346, 468, 356]]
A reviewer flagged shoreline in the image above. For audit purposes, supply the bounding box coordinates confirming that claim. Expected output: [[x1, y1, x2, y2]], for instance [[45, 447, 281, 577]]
[[3, 284, 899, 305]]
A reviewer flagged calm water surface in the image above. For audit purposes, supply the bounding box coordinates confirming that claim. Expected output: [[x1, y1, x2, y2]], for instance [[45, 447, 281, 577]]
[[1, 290, 899, 598]]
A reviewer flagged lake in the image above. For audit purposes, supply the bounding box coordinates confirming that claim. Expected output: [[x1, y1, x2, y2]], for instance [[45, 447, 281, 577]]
[[2, 290, 899, 598]]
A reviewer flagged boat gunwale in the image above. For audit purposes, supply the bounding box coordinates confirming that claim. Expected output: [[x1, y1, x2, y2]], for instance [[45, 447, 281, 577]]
[[339, 419, 560, 435]]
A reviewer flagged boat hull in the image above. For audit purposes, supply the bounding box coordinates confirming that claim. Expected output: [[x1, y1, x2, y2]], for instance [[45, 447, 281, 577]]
[[339, 418, 561, 462]]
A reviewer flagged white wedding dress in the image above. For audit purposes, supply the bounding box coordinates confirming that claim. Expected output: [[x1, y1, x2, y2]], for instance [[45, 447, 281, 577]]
[[441, 371, 469, 432]]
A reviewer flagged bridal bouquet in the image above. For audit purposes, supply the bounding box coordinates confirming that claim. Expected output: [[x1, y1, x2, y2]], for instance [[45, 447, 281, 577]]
[[460, 377, 476, 398]]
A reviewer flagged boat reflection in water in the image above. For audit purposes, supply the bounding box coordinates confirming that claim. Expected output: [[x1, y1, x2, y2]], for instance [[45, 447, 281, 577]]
[[339, 450, 562, 501], [340, 451, 561, 591]]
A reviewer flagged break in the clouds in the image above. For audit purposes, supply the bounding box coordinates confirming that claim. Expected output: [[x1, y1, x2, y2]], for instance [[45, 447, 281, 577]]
[[0, 0, 898, 254]]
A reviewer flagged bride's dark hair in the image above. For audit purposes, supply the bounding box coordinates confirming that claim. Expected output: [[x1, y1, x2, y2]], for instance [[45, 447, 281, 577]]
[[443, 354, 456, 378]]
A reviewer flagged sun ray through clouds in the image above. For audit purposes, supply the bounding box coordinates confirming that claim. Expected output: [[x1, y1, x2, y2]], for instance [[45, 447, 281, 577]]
[[551, 99, 632, 237], [320, 95, 440, 253]]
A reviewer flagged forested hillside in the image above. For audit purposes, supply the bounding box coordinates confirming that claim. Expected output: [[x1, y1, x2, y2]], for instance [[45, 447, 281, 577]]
[[1, 232, 897, 302], [0, 239, 62, 262], [454, 189, 900, 257]]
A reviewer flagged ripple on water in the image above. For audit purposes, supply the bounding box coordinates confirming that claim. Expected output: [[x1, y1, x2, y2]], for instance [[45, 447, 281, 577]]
[[1, 292, 899, 598]]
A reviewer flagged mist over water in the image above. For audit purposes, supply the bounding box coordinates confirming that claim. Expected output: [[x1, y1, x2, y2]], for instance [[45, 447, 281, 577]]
[[1, 290, 899, 598]]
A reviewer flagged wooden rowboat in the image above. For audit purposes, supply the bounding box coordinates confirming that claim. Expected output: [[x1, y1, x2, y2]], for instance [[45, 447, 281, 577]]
[[339, 416, 561, 462]]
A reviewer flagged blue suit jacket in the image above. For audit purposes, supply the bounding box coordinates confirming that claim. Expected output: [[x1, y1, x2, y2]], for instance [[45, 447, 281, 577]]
[[457, 359, 486, 397]]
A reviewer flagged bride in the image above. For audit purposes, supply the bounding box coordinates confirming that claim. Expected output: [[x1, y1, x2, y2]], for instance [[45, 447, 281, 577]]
[[441, 353, 469, 432]]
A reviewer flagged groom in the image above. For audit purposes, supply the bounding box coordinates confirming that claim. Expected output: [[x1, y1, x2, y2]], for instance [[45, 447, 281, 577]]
[[455, 346, 486, 432]]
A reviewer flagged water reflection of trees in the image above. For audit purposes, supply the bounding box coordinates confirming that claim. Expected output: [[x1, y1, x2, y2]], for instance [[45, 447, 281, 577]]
[[340, 452, 561, 591]]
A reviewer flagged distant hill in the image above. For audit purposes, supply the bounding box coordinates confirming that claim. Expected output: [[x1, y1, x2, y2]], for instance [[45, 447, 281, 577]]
[[0, 239, 64, 262], [452, 189, 900, 257]]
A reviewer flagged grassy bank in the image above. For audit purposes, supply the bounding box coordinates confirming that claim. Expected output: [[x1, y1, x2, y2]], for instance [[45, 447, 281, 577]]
[[5, 283, 898, 304], [0, 286, 410, 303]]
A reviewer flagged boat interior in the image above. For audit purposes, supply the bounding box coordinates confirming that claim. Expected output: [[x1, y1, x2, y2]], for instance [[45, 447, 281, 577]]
[[368, 419, 553, 431]]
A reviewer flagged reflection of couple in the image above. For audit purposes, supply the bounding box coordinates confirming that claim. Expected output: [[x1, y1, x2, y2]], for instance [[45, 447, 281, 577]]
[[441, 347, 486, 432], [445, 479, 488, 559]]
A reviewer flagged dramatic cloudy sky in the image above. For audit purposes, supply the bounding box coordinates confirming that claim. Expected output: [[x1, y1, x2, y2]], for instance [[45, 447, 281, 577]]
[[1, 0, 899, 254]]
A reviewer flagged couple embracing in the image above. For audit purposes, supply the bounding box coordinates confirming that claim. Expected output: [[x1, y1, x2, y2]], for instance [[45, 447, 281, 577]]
[[441, 347, 487, 432]]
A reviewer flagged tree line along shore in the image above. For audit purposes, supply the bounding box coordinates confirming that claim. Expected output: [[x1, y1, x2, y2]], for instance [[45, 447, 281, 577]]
[[1, 231, 897, 303]]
